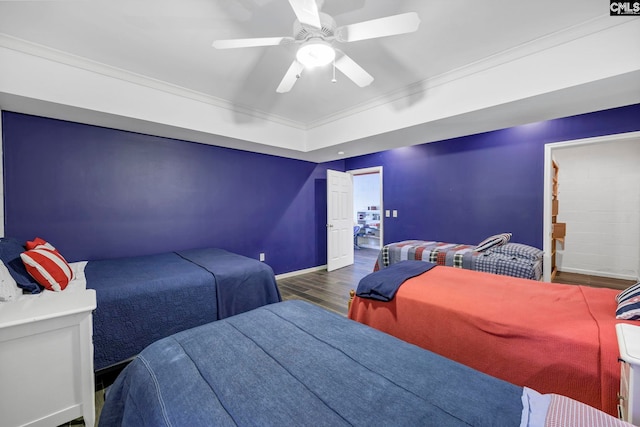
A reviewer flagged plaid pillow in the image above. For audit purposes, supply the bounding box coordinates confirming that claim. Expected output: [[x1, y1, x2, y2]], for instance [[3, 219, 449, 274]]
[[616, 282, 640, 320], [475, 233, 512, 252], [488, 243, 543, 260]]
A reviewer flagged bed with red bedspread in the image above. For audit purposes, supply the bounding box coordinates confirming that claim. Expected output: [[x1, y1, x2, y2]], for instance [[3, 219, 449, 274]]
[[348, 264, 631, 416]]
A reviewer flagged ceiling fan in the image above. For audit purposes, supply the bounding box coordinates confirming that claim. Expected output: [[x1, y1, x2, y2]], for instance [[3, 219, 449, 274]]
[[212, 0, 420, 93]]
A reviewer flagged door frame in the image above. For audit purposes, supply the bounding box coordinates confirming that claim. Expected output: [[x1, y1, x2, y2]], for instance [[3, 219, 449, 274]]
[[542, 130, 640, 282], [348, 166, 384, 249]]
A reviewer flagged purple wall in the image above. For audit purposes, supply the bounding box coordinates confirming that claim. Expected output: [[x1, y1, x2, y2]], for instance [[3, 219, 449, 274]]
[[3, 104, 639, 274], [2, 112, 343, 274], [345, 103, 640, 248]]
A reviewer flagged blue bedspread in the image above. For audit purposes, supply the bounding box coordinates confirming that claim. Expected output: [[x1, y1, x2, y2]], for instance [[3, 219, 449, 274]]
[[356, 260, 436, 301], [177, 248, 281, 320], [86, 248, 280, 370], [100, 300, 523, 426]]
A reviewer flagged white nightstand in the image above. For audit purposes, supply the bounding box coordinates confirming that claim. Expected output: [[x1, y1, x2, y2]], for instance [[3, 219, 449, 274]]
[[0, 289, 96, 427], [616, 323, 640, 424]]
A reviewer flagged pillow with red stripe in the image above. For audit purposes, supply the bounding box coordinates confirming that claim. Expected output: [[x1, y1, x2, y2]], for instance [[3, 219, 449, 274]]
[[26, 237, 49, 251], [26, 237, 63, 259], [20, 246, 74, 291]]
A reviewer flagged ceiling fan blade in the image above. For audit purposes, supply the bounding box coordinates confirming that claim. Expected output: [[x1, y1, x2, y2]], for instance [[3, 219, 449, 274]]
[[276, 60, 305, 93], [288, 0, 322, 29], [334, 53, 373, 87], [213, 37, 294, 49], [335, 12, 420, 43]]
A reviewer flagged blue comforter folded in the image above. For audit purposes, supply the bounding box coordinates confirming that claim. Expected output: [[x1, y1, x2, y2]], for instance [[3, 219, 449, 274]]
[[87, 248, 281, 370], [356, 260, 436, 301], [177, 248, 281, 320]]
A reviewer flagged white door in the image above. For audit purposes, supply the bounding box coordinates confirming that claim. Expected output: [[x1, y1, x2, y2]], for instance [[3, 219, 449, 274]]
[[327, 169, 354, 271]]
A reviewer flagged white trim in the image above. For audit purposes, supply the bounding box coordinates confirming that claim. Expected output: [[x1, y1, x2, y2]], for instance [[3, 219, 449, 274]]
[[275, 265, 327, 280], [543, 130, 640, 282], [0, 34, 305, 131], [349, 166, 384, 249], [305, 15, 623, 129], [0, 14, 626, 132]]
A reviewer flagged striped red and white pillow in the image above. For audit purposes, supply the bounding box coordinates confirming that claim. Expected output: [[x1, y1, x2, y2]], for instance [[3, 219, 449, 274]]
[[26, 237, 49, 250], [20, 241, 74, 292]]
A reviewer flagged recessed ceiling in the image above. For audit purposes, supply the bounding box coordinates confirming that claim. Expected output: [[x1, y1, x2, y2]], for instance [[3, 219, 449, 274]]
[[0, 0, 639, 162]]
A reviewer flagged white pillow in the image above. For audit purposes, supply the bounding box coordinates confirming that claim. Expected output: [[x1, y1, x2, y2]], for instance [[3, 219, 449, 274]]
[[65, 261, 88, 292], [0, 260, 21, 302]]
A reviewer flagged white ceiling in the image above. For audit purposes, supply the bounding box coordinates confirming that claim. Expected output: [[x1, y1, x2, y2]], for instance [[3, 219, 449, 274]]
[[0, 0, 639, 162]]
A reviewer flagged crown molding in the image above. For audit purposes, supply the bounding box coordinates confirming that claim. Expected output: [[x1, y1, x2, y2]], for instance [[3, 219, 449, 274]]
[[0, 33, 307, 130], [305, 14, 624, 129], [0, 14, 631, 135]]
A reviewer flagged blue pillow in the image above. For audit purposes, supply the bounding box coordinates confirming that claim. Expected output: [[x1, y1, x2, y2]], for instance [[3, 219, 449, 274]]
[[0, 237, 42, 294], [616, 282, 640, 320]]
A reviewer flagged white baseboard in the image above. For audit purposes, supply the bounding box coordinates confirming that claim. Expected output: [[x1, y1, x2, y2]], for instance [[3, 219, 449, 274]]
[[357, 244, 380, 250], [275, 265, 327, 280], [558, 266, 638, 282]]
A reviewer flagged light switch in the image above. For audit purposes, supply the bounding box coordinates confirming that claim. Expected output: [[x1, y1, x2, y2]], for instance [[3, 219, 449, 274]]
[[385, 210, 391, 217], [393, 210, 398, 218]]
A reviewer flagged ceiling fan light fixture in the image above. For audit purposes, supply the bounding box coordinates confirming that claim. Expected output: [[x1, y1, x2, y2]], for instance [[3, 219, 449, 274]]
[[296, 39, 335, 68]]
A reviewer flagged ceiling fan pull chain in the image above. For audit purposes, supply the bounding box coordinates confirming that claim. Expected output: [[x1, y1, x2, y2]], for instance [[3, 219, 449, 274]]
[[332, 59, 337, 83]]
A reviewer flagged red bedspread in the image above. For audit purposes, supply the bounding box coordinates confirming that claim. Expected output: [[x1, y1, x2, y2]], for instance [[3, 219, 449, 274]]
[[348, 265, 630, 416]]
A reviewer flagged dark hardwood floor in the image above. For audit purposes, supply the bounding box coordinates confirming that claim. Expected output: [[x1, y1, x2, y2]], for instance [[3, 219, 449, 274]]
[[552, 270, 636, 290], [277, 248, 379, 316]]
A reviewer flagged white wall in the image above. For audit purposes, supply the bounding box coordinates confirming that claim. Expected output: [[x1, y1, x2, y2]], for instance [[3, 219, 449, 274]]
[[554, 139, 640, 280], [353, 174, 380, 223]]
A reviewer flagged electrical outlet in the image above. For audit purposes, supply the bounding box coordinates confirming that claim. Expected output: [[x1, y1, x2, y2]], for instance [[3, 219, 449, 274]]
[[385, 210, 391, 217], [259, 253, 265, 262], [393, 210, 398, 218]]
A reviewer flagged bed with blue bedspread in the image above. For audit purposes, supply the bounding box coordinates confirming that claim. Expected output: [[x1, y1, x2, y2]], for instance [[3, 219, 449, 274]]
[[376, 240, 544, 280], [86, 248, 281, 371], [100, 300, 632, 427]]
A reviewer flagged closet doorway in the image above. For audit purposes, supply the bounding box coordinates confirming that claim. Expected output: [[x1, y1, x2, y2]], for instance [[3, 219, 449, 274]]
[[543, 131, 640, 282], [350, 167, 383, 251]]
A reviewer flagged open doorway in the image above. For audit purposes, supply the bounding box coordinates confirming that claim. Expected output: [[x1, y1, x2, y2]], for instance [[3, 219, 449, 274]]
[[543, 131, 640, 282], [350, 167, 383, 252]]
